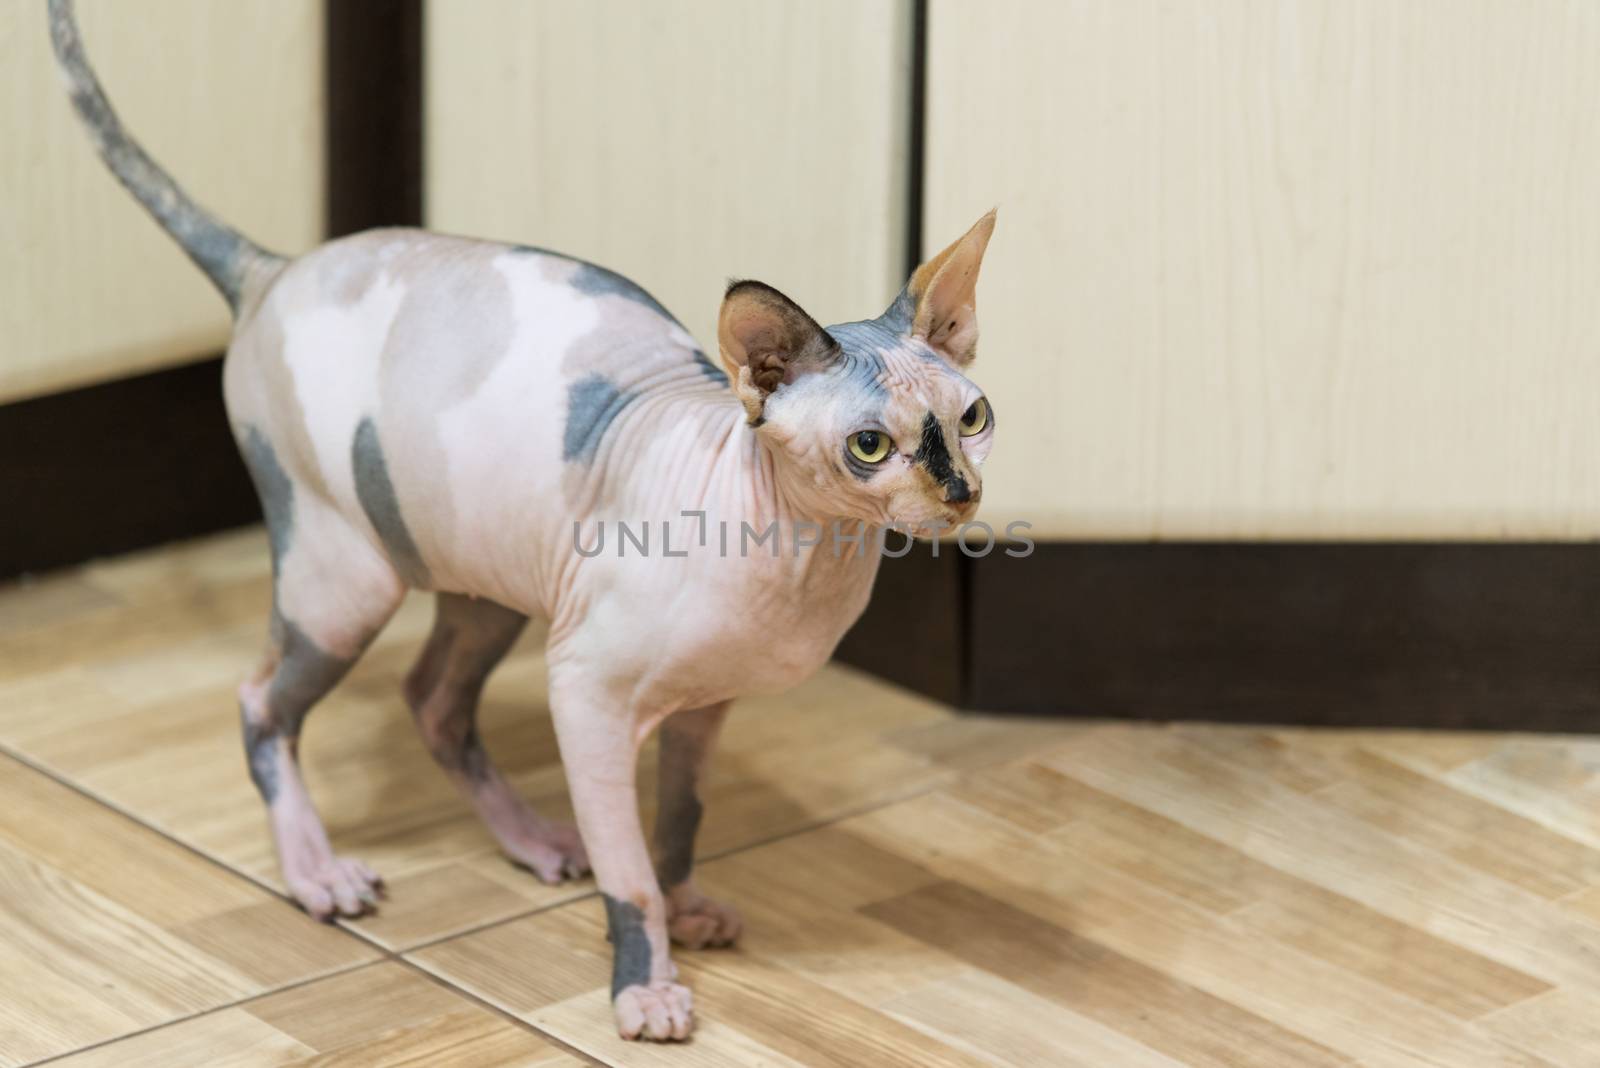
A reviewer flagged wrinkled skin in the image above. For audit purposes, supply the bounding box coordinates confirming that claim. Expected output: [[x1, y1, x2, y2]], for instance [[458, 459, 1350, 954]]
[[222, 215, 997, 1039], [46, 2, 996, 1035]]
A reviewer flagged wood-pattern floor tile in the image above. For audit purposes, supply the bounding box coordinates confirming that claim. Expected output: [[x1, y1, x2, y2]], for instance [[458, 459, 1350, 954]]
[[1314, 748, 1600, 899], [0, 529, 966, 951], [1041, 728, 1600, 991], [880, 969, 1189, 1068], [413, 896, 994, 1068], [0, 758, 374, 1067], [864, 880, 1351, 1068], [49, 963, 581, 1067], [843, 756, 1573, 1066], [1478, 990, 1600, 1068], [1444, 741, 1600, 850], [9, 531, 1600, 1065]]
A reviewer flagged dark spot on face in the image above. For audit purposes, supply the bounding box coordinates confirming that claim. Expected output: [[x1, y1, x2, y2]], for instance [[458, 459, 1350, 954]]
[[238, 426, 293, 577], [563, 374, 637, 464], [352, 417, 432, 587], [602, 894, 653, 998], [913, 411, 968, 501]]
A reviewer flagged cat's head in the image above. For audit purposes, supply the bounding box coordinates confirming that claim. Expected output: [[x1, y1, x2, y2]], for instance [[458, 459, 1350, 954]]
[[717, 211, 996, 535]]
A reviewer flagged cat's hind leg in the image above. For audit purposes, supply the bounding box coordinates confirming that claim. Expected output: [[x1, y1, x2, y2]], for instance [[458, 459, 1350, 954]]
[[654, 702, 742, 948], [404, 593, 588, 883], [236, 459, 403, 920]]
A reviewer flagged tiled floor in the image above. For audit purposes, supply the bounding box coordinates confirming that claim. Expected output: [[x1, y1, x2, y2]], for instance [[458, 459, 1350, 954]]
[[2, 529, 1599, 1065]]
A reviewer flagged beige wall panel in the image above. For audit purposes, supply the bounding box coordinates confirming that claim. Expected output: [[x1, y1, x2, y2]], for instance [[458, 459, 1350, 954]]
[[426, 0, 911, 355], [928, 1, 1600, 539], [3, 0, 324, 403]]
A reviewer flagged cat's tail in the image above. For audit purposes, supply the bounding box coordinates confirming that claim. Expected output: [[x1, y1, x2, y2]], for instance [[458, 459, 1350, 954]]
[[46, 0, 284, 314]]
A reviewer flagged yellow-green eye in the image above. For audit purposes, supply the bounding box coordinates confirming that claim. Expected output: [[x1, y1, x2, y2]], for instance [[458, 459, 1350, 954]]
[[847, 429, 892, 464], [959, 397, 990, 436]]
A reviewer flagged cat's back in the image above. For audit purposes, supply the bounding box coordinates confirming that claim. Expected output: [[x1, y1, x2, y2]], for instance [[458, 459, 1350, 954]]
[[221, 227, 723, 608]]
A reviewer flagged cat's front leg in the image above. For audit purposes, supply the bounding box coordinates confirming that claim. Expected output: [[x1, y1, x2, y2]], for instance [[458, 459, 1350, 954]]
[[550, 677, 692, 1042], [655, 702, 743, 948]]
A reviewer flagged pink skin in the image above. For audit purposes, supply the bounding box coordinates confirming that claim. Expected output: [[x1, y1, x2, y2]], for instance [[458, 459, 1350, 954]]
[[220, 216, 996, 1040], [46, 0, 997, 1040]]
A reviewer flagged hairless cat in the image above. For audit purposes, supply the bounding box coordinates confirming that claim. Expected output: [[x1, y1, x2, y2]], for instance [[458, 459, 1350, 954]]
[[49, 0, 996, 1041]]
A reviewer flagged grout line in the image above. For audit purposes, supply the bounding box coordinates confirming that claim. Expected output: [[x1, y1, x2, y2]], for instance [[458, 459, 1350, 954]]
[[4, 729, 959, 1064], [0, 746, 287, 900], [400, 771, 955, 955], [0, 745, 389, 953], [397, 958, 609, 1068], [21, 959, 385, 1068]]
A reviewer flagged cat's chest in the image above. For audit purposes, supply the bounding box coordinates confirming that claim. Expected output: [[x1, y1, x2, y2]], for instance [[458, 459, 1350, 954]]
[[609, 549, 881, 705]]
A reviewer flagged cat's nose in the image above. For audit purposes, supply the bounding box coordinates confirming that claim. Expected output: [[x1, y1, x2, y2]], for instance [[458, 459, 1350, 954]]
[[943, 478, 974, 504]]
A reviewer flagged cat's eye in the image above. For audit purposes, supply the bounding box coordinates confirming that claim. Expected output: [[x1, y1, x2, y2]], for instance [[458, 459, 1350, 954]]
[[847, 430, 892, 464], [959, 398, 990, 436]]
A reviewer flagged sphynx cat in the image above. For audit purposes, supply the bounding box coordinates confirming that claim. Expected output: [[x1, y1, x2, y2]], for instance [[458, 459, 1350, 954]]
[[50, 0, 996, 1041]]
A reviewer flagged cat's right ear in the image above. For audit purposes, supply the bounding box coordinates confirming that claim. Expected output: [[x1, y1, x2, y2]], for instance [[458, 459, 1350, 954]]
[[717, 280, 839, 424]]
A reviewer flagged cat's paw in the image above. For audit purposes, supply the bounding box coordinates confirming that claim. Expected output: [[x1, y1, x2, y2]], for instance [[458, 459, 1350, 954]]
[[285, 854, 384, 920], [495, 817, 590, 883], [614, 981, 694, 1041], [667, 890, 742, 949]]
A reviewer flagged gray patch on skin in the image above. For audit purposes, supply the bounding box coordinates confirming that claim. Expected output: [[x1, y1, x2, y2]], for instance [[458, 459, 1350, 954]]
[[458, 727, 491, 782], [691, 348, 730, 386], [242, 617, 354, 805], [603, 894, 654, 998], [828, 317, 909, 360], [512, 244, 677, 321], [269, 618, 356, 731], [826, 299, 961, 402], [513, 244, 729, 386], [653, 729, 705, 890], [563, 374, 638, 464], [570, 260, 674, 321], [48, 0, 281, 312], [826, 284, 922, 364], [409, 594, 528, 783], [422, 714, 491, 782], [240, 704, 279, 803], [352, 417, 432, 587], [878, 284, 916, 334], [237, 426, 293, 577]]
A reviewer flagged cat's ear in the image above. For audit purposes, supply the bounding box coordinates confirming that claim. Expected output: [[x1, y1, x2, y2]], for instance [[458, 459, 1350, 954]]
[[718, 280, 840, 423], [904, 209, 996, 367]]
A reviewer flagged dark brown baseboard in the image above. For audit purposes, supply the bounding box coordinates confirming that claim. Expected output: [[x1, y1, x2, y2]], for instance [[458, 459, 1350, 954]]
[[0, 356, 258, 582], [837, 543, 1600, 732]]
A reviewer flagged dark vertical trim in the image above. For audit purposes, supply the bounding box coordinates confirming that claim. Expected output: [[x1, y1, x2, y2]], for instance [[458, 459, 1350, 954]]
[[325, 0, 425, 235], [904, 0, 929, 277]]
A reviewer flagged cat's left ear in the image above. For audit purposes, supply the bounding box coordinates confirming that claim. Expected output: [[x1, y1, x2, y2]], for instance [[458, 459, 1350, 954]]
[[905, 209, 997, 367], [718, 280, 840, 424]]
